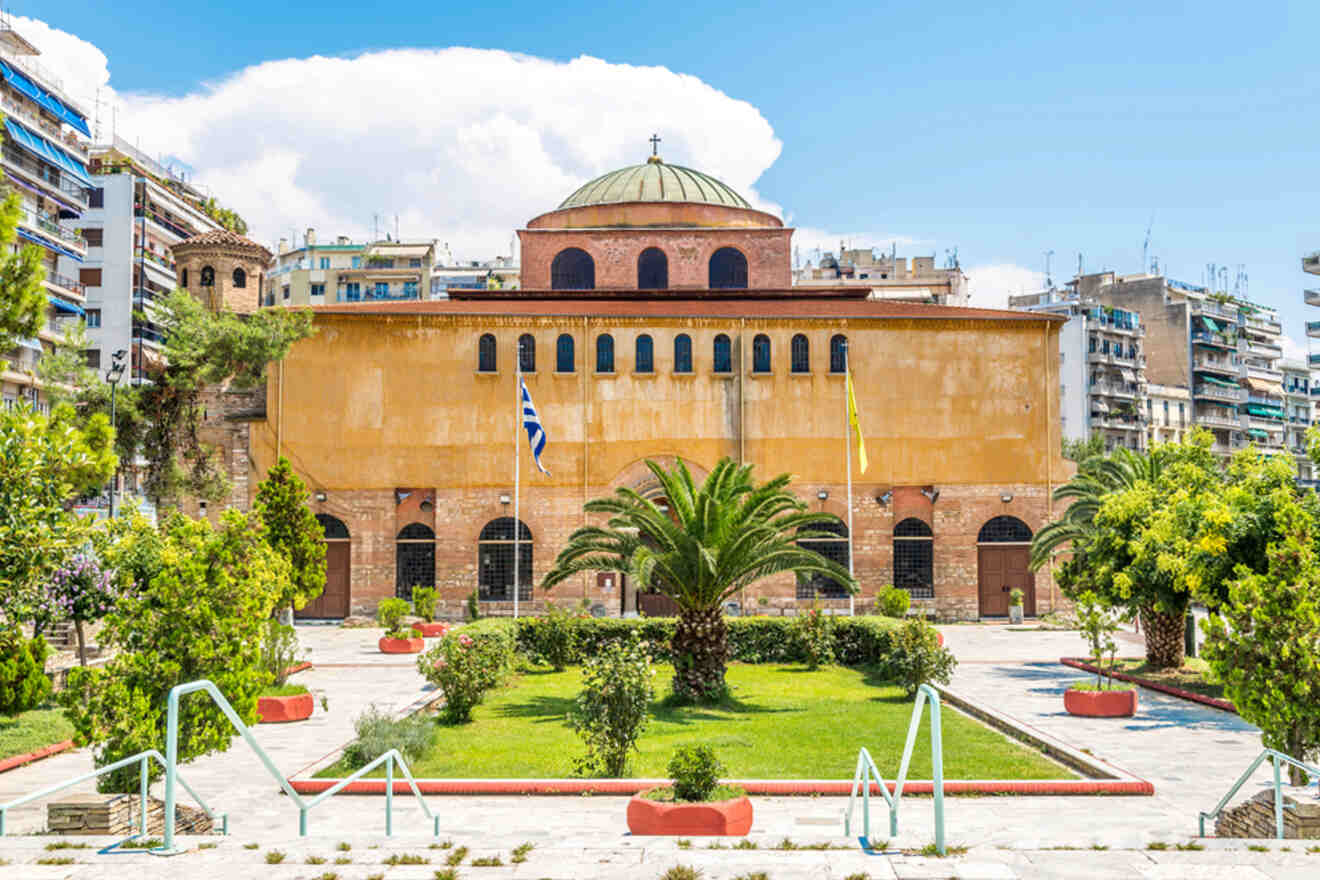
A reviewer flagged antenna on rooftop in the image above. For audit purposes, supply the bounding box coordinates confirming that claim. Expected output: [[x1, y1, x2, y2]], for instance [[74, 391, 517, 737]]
[[1044, 250, 1055, 289], [1141, 215, 1153, 275], [1077, 252, 1083, 276]]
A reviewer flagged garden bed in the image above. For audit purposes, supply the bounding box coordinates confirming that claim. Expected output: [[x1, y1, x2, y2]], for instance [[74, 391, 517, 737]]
[[313, 664, 1074, 782], [0, 707, 75, 771], [1060, 657, 1234, 713]]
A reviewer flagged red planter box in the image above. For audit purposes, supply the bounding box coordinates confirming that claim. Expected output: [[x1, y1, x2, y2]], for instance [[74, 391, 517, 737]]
[[1064, 687, 1138, 718], [625, 795, 753, 836], [412, 622, 449, 638], [379, 636, 424, 654], [257, 692, 314, 723]]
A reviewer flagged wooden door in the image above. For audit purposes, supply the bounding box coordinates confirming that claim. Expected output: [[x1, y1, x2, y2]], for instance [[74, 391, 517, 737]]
[[977, 546, 1035, 617], [298, 541, 351, 619]]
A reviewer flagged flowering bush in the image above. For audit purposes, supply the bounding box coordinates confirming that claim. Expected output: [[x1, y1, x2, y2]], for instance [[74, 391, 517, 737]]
[[418, 630, 508, 723], [791, 604, 834, 669], [570, 632, 655, 777], [47, 552, 118, 666]]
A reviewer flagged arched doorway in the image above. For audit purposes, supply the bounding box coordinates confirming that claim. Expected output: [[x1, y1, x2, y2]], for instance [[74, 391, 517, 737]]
[[976, 516, 1034, 617], [297, 514, 351, 619], [396, 522, 435, 601]]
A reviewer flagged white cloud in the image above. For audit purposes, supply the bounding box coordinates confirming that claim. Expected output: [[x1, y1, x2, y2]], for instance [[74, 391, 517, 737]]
[[787, 227, 927, 267], [965, 263, 1044, 310], [9, 15, 110, 115], [1280, 333, 1309, 366]]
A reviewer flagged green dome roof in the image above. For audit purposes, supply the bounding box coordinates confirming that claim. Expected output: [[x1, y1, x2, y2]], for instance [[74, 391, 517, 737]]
[[558, 157, 752, 210]]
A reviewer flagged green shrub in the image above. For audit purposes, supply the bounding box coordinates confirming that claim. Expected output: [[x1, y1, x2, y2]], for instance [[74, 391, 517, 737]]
[[0, 631, 51, 713], [411, 586, 438, 623], [876, 586, 910, 618], [527, 602, 578, 671], [887, 619, 957, 696], [466, 590, 480, 621], [261, 619, 300, 687], [1009, 588, 1024, 608], [376, 598, 411, 638], [341, 705, 435, 769], [791, 605, 834, 669], [667, 744, 723, 802], [570, 632, 654, 777], [418, 629, 510, 724]]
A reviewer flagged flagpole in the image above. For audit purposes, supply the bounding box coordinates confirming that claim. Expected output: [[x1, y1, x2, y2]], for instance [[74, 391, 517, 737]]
[[844, 341, 855, 617], [513, 341, 521, 620]]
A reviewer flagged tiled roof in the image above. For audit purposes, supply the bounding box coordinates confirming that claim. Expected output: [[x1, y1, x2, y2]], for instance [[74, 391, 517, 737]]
[[174, 229, 272, 257]]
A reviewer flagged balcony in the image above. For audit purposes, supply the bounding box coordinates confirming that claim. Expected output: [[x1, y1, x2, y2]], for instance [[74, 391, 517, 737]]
[[1193, 384, 1246, 403], [1307, 321, 1320, 339], [1090, 382, 1139, 400], [1306, 251, 1320, 274], [1193, 301, 1241, 321], [1192, 356, 1237, 377], [134, 205, 193, 241], [1245, 315, 1282, 335], [2, 145, 89, 205], [17, 206, 86, 250], [1306, 289, 1320, 307], [1191, 330, 1234, 349], [1246, 339, 1283, 358], [134, 246, 177, 275], [1247, 365, 1284, 383], [41, 270, 84, 298], [1196, 413, 1240, 430]]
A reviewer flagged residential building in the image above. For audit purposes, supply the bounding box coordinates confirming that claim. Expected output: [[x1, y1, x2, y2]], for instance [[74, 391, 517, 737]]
[[190, 147, 1068, 622], [430, 253, 520, 297], [1281, 359, 1314, 481], [82, 137, 223, 382], [1008, 286, 1147, 452], [0, 18, 93, 412], [265, 231, 435, 307], [795, 247, 968, 306], [1146, 384, 1190, 446]]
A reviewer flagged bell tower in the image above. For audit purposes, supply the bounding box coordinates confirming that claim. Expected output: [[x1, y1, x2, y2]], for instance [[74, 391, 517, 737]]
[[170, 229, 272, 314]]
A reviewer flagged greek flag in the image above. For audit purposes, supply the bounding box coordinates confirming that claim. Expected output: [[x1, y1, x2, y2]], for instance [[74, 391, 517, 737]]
[[521, 379, 550, 475]]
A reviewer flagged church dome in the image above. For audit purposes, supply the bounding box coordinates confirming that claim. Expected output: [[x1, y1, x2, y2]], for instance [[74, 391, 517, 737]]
[[559, 157, 752, 210]]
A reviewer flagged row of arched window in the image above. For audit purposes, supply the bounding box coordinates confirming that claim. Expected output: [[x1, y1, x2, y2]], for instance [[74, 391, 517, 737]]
[[394, 517, 534, 602], [550, 246, 748, 290], [480, 332, 851, 375]]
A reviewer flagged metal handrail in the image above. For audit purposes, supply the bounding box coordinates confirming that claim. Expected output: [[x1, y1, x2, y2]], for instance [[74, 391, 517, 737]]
[[0, 748, 224, 847], [844, 683, 945, 855], [162, 679, 439, 853], [1198, 748, 1320, 839]]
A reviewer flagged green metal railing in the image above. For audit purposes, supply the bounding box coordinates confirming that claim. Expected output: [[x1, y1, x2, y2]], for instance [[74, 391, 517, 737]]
[[0, 748, 223, 850], [162, 679, 440, 852], [1199, 749, 1320, 839], [844, 683, 945, 855]]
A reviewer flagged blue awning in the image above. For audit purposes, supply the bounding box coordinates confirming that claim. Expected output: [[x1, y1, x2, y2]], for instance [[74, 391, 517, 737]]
[[48, 296, 84, 316], [0, 60, 91, 137], [3, 118, 91, 187], [16, 227, 82, 262]]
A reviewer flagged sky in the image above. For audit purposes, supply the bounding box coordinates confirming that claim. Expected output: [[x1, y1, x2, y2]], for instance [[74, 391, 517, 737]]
[[16, 1, 1320, 354]]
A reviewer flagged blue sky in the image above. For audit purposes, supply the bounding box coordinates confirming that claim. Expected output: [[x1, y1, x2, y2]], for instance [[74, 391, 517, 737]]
[[22, 0, 1320, 346]]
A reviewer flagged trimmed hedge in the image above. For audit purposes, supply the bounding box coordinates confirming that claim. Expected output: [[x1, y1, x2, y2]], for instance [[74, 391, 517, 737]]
[[477, 615, 905, 668]]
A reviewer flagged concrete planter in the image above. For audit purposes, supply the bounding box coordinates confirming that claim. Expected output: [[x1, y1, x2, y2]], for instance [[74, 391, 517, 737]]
[[626, 794, 753, 836], [1064, 687, 1138, 718], [411, 622, 449, 638], [378, 635, 424, 654], [257, 692, 314, 723], [1008, 605, 1024, 624]]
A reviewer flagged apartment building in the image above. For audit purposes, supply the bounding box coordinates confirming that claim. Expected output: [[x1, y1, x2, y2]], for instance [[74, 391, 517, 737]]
[[82, 138, 223, 382], [1281, 359, 1314, 482], [794, 247, 968, 306], [266, 230, 435, 306], [0, 20, 92, 412], [430, 254, 520, 296], [1008, 287, 1147, 451], [1146, 383, 1190, 446]]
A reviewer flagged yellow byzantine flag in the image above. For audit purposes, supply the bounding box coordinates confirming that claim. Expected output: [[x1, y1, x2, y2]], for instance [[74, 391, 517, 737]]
[[846, 367, 869, 474]]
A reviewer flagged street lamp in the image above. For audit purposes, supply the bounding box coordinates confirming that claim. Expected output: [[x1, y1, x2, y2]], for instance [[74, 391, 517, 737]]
[[106, 349, 127, 519]]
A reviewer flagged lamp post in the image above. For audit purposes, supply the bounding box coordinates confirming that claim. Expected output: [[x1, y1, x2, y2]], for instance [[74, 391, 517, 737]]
[[106, 349, 127, 519]]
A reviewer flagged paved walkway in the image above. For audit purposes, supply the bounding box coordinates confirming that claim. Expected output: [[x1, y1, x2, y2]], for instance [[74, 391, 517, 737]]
[[2, 621, 1317, 879]]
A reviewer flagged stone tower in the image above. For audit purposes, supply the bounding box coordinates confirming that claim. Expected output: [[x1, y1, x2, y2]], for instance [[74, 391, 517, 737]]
[[171, 229, 272, 314]]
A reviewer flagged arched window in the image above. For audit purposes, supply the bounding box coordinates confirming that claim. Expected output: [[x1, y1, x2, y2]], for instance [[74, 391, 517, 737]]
[[200, 265, 215, 287], [713, 334, 732, 373], [674, 334, 693, 374], [709, 247, 748, 289], [181, 268, 188, 288], [556, 334, 575, 373], [795, 522, 849, 599], [978, 516, 1033, 543], [791, 334, 810, 373], [829, 334, 848, 374], [596, 333, 615, 373], [232, 267, 247, 288], [317, 513, 349, 540], [551, 247, 595, 290], [478, 517, 532, 601], [518, 333, 536, 372], [478, 333, 497, 372], [752, 334, 771, 373], [395, 522, 435, 601], [637, 247, 668, 289], [893, 518, 934, 598], [635, 334, 654, 373]]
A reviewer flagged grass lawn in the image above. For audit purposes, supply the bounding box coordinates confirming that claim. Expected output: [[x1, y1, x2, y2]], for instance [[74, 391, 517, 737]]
[[320, 664, 1073, 780], [0, 706, 74, 761], [1109, 657, 1225, 701]]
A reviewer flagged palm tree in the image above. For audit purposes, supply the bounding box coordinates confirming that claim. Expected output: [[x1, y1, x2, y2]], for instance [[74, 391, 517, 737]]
[[542, 457, 855, 701]]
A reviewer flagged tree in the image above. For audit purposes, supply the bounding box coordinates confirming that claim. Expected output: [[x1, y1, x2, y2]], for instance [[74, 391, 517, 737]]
[[1202, 490, 1320, 784], [0, 403, 115, 627], [62, 510, 289, 791], [254, 457, 326, 613], [0, 188, 48, 352], [46, 552, 118, 666], [542, 458, 855, 702], [1061, 433, 1105, 463]]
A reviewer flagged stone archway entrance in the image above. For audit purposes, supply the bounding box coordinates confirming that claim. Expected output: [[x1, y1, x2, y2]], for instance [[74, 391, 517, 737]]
[[976, 516, 1035, 618], [298, 514, 351, 619]]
